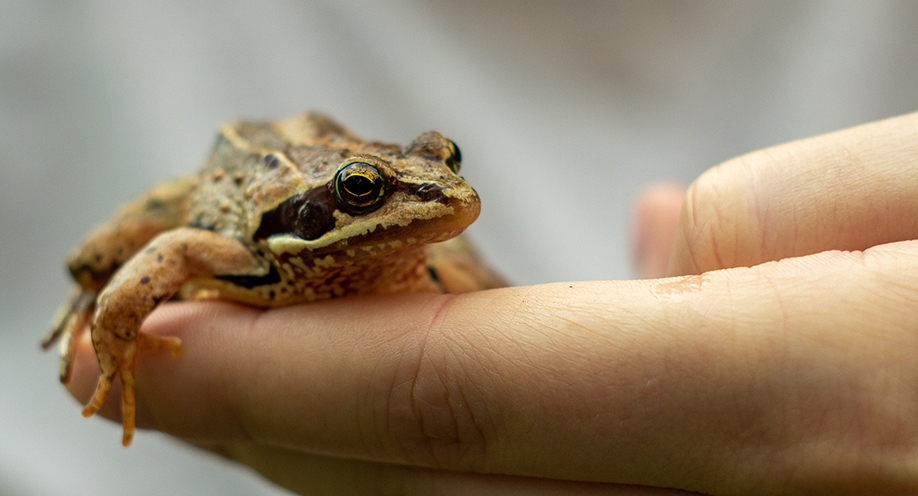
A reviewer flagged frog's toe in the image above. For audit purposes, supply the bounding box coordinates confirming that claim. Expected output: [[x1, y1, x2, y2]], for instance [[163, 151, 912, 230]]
[[82, 368, 115, 419], [43, 288, 80, 350], [138, 332, 182, 357], [43, 288, 95, 383], [119, 359, 137, 447], [81, 337, 139, 445], [43, 288, 92, 348]]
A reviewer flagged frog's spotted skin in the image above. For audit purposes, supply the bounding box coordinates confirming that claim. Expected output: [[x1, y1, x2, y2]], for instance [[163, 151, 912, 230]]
[[43, 112, 502, 446]]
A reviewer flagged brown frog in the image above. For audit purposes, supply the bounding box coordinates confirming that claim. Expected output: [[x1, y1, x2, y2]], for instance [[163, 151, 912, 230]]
[[42, 112, 503, 446]]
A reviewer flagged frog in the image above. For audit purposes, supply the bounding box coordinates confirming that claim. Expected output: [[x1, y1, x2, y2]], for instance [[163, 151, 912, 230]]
[[42, 112, 503, 446]]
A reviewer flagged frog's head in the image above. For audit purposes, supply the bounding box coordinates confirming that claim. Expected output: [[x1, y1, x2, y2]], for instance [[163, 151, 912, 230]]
[[251, 120, 480, 260]]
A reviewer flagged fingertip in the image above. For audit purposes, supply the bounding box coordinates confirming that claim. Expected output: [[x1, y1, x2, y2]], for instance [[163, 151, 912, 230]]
[[631, 183, 685, 278], [66, 333, 100, 406]]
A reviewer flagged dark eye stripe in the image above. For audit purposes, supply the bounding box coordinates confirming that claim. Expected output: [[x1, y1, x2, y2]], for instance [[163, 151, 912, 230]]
[[253, 186, 337, 241]]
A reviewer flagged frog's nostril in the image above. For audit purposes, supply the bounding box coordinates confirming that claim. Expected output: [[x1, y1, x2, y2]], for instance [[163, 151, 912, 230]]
[[415, 183, 447, 204]]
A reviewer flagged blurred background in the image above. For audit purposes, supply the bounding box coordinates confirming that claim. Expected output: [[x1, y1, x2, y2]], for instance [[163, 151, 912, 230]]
[[2, 1, 918, 494]]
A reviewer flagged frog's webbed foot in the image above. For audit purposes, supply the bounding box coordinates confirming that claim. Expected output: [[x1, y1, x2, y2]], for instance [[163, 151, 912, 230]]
[[82, 227, 261, 446], [42, 287, 96, 383], [82, 332, 181, 446]]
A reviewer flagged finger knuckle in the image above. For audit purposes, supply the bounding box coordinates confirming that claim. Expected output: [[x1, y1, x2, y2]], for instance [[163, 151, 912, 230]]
[[680, 150, 777, 271], [385, 296, 489, 471]]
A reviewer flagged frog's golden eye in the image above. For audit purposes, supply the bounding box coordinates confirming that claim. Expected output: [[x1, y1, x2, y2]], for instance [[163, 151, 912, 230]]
[[334, 161, 386, 211], [444, 139, 461, 173]]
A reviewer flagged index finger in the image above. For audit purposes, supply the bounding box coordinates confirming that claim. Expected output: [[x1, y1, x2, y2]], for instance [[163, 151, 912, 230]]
[[68, 240, 918, 495], [670, 112, 918, 275]]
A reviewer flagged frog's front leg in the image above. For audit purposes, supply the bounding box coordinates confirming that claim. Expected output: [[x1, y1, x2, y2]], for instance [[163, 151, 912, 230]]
[[43, 176, 197, 383], [83, 227, 263, 446]]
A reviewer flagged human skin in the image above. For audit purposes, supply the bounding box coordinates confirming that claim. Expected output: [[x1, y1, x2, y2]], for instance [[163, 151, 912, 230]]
[[68, 112, 918, 495]]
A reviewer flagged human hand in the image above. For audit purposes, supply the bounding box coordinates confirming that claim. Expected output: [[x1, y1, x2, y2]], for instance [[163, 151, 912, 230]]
[[68, 113, 918, 495]]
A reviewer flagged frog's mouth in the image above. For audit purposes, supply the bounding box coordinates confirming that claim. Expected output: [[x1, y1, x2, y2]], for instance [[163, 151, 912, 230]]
[[262, 184, 480, 259]]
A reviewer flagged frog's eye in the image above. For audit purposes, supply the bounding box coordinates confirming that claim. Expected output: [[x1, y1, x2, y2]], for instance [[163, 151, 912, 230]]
[[444, 139, 461, 173], [334, 161, 386, 211]]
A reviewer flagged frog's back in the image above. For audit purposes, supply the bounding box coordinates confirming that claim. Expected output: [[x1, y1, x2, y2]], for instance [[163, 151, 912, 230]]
[[187, 113, 369, 241]]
